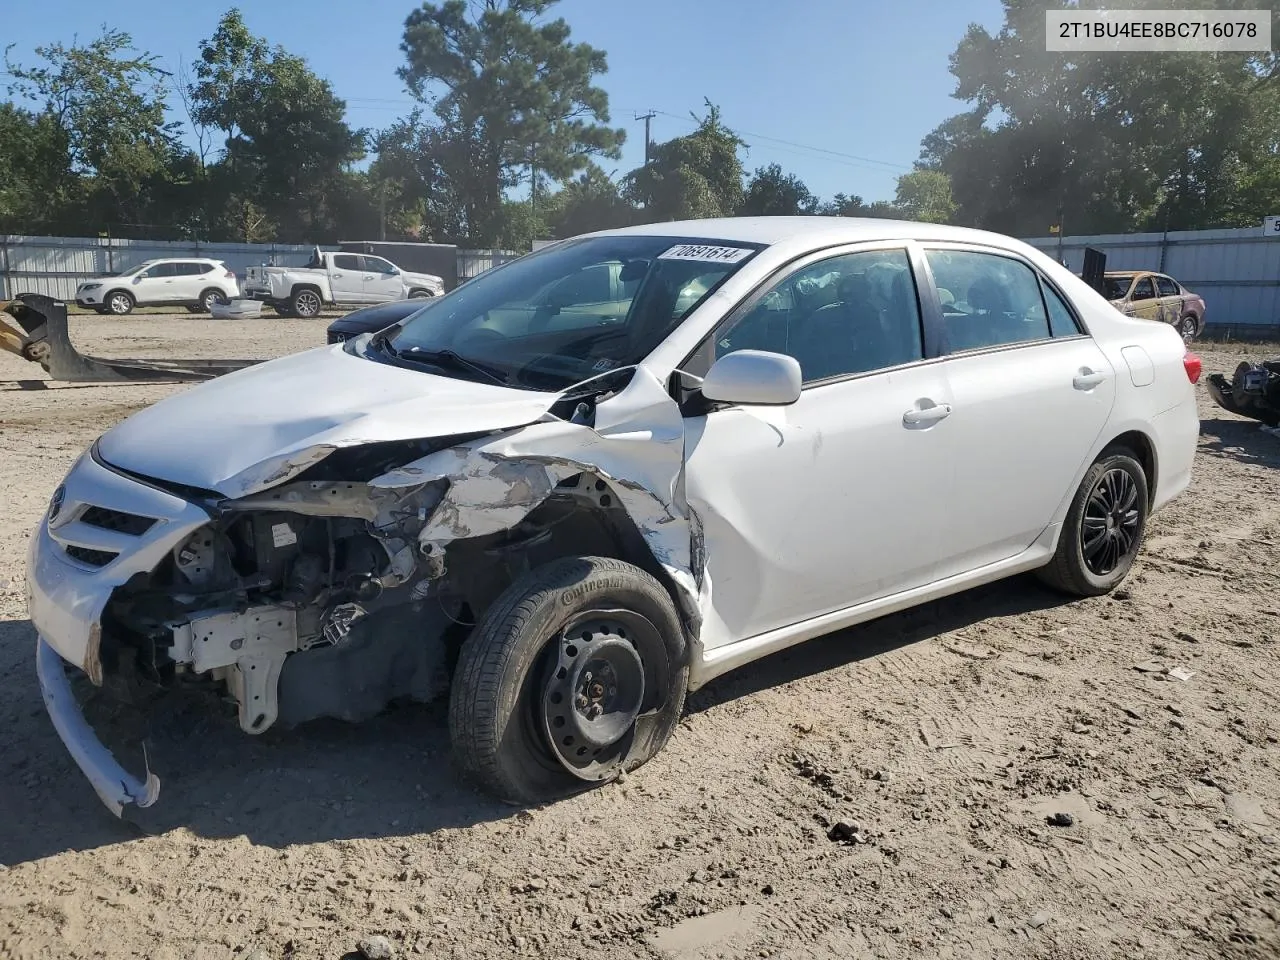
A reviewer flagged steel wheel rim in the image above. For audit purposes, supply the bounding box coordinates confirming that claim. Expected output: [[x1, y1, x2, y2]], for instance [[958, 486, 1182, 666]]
[[109, 294, 130, 314], [296, 292, 320, 316], [1081, 467, 1141, 576], [538, 609, 658, 782]]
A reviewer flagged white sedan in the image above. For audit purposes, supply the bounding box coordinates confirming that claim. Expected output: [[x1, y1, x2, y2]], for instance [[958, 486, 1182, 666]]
[[28, 218, 1200, 816]]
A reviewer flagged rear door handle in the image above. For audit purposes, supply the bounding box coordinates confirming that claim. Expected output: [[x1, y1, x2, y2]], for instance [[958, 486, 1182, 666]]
[[903, 402, 952, 426], [1073, 370, 1108, 390]]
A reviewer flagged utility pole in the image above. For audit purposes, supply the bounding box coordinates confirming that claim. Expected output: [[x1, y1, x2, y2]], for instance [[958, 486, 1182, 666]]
[[379, 183, 387, 242], [635, 110, 655, 167], [530, 140, 538, 249]]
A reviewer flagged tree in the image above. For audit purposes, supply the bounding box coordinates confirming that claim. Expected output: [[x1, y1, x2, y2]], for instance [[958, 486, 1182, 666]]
[[4, 27, 186, 229], [190, 9, 366, 241], [893, 169, 956, 223], [921, 0, 1280, 234], [0, 104, 77, 231], [741, 163, 818, 216], [818, 193, 870, 217], [625, 101, 745, 220], [543, 163, 634, 237], [398, 0, 624, 244]]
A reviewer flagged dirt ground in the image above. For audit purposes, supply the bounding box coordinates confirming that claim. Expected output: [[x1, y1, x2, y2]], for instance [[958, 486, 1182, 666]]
[[0, 315, 1277, 960]]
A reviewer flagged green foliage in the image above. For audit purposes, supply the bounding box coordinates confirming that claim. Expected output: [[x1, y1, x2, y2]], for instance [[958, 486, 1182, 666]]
[[893, 169, 955, 223], [398, 0, 624, 244], [624, 101, 745, 220], [922, 0, 1280, 233], [190, 9, 366, 242], [742, 163, 819, 216], [3, 28, 186, 230]]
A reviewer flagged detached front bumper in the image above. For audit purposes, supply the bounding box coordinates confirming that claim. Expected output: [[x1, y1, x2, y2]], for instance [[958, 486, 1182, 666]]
[[36, 636, 159, 815], [28, 449, 211, 816]]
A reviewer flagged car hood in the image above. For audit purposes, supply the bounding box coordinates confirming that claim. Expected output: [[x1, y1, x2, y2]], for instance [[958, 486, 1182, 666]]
[[96, 344, 560, 498]]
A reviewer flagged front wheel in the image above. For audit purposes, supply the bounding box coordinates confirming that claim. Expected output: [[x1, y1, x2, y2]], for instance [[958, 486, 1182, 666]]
[[290, 288, 322, 319], [408, 289, 434, 299], [1037, 449, 1149, 597], [449, 556, 688, 805], [105, 290, 134, 315]]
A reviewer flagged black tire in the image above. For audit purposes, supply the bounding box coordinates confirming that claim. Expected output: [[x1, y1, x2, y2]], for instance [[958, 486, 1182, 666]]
[[271, 303, 292, 318], [1037, 449, 1149, 597], [185, 305, 203, 314], [450, 556, 688, 805], [105, 290, 134, 315], [198, 288, 227, 313], [290, 288, 322, 319], [408, 288, 434, 299], [1179, 314, 1198, 341]]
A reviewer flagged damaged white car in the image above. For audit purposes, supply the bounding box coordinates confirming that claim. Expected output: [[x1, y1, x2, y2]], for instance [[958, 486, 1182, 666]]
[[30, 218, 1201, 816]]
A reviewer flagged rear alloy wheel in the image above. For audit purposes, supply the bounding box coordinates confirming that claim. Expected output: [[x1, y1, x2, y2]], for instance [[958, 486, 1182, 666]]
[[199, 288, 228, 313], [1179, 315, 1198, 341], [106, 291, 134, 315], [291, 288, 322, 319], [450, 556, 688, 805], [409, 289, 434, 299], [1037, 449, 1149, 597]]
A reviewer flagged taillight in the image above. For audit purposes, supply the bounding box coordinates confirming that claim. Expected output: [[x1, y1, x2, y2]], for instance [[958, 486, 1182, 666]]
[[224, 270, 235, 279], [1183, 351, 1202, 384]]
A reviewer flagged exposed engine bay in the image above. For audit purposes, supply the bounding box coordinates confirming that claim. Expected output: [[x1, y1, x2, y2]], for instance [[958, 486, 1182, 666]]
[[93, 368, 689, 738]]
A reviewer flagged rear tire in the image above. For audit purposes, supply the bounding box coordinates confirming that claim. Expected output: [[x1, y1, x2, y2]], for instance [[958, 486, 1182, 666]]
[[449, 556, 688, 805], [1037, 449, 1149, 597], [290, 288, 322, 319], [1179, 314, 1198, 341], [198, 288, 227, 313], [409, 289, 433, 299], [105, 290, 134, 316]]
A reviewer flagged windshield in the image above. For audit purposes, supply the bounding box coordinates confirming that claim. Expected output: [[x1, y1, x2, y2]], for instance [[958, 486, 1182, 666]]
[[384, 235, 761, 391], [1103, 276, 1130, 300]]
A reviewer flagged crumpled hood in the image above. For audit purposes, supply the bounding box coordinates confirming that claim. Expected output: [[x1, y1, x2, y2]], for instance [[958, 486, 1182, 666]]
[[96, 343, 559, 497]]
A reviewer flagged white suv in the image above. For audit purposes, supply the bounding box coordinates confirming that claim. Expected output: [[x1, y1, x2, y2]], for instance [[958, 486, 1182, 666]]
[[75, 259, 241, 315]]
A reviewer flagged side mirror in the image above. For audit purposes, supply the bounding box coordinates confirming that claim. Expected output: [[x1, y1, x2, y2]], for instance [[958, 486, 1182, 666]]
[[700, 350, 802, 406]]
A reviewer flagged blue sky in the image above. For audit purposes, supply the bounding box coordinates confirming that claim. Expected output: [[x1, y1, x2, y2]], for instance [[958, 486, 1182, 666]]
[[2, 0, 1004, 204]]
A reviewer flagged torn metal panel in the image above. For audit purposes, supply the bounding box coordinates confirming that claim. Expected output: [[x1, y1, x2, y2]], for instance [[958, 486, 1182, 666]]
[[372, 365, 707, 625]]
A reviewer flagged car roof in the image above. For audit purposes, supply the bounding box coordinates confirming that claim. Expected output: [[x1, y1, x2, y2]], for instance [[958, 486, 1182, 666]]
[[582, 216, 1031, 250]]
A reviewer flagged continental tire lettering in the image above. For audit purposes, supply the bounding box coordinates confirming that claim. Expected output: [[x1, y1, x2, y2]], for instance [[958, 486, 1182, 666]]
[[559, 576, 634, 606]]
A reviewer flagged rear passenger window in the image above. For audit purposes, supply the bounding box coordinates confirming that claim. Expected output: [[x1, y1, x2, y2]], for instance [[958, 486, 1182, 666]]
[[714, 248, 923, 383], [925, 250, 1051, 352], [1156, 276, 1179, 297], [333, 254, 361, 271], [1042, 281, 1081, 337]]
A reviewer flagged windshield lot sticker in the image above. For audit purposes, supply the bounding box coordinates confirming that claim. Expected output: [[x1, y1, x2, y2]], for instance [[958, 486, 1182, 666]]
[[658, 244, 753, 264]]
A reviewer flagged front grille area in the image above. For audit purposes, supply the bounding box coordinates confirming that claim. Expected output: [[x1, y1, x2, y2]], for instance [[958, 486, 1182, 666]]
[[64, 545, 119, 567], [80, 505, 157, 536]]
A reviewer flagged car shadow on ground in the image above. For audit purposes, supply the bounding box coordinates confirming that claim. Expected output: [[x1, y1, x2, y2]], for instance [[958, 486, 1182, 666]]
[[0, 574, 1076, 865], [688, 572, 1077, 714], [1198, 416, 1280, 468], [0, 617, 513, 866]]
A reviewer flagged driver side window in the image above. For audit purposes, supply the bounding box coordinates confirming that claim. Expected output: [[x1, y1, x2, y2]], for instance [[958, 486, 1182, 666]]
[[1132, 277, 1156, 300], [713, 248, 924, 383]]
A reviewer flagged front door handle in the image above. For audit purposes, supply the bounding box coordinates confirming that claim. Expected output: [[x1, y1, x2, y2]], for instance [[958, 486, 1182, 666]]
[[903, 402, 952, 426], [1073, 369, 1108, 390]]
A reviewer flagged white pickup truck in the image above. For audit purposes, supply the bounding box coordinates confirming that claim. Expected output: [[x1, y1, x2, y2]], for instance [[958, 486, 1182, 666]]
[[243, 247, 445, 318]]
